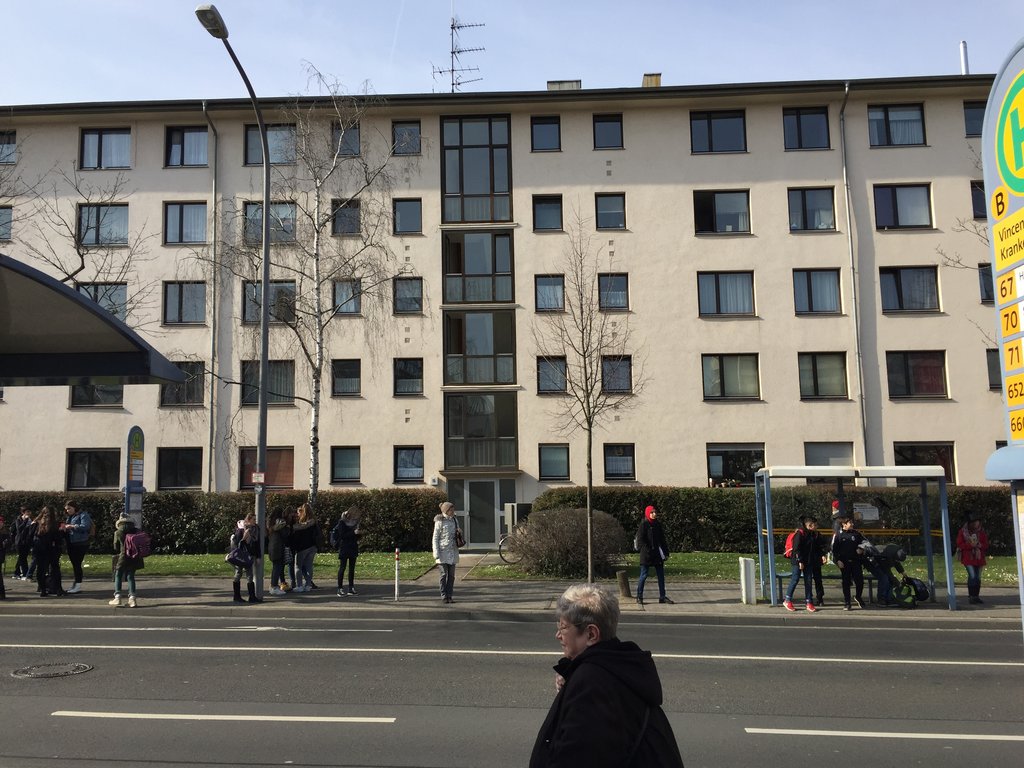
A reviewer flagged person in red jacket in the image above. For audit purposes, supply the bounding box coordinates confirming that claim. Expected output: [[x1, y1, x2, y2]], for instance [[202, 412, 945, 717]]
[[956, 514, 990, 605]]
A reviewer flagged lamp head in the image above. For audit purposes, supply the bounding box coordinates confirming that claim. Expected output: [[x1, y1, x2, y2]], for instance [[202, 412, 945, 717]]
[[195, 4, 229, 39]]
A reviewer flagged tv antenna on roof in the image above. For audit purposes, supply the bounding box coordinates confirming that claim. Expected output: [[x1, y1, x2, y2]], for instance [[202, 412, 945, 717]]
[[432, 16, 485, 93]]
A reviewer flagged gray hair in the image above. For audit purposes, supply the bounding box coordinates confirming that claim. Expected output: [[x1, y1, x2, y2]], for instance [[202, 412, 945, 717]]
[[555, 584, 619, 641]]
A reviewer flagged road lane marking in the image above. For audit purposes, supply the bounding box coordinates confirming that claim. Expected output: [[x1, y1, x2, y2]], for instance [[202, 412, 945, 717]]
[[3, 644, 1023, 667], [746, 727, 1024, 742], [52, 711, 395, 723]]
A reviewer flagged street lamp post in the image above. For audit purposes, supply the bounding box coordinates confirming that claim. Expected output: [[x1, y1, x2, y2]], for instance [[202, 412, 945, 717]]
[[196, 3, 269, 599]]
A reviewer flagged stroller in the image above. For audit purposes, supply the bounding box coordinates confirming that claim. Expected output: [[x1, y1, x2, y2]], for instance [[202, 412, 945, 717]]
[[863, 542, 930, 608]]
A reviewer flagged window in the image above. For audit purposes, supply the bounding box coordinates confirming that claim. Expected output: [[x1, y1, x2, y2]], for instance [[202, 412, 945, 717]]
[[392, 121, 421, 155], [602, 356, 632, 393], [964, 101, 985, 138], [334, 279, 362, 315], [804, 442, 853, 484], [444, 392, 518, 470], [164, 202, 207, 244], [798, 352, 847, 398], [971, 181, 986, 219], [880, 267, 939, 312], [0, 130, 14, 164], [868, 104, 925, 146], [793, 269, 840, 314], [160, 361, 205, 406], [332, 200, 360, 235], [80, 128, 130, 169], [165, 126, 207, 166], [157, 447, 202, 489], [702, 354, 759, 399], [67, 449, 119, 490], [987, 349, 1001, 390], [531, 116, 561, 151], [244, 201, 296, 243], [331, 447, 360, 483], [874, 184, 931, 229], [243, 280, 296, 324], [78, 204, 128, 246], [691, 110, 746, 153], [698, 272, 754, 315], [788, 188, 835, 231], [979, 264, 994, 304], [538, 357, 567, 394], [241, 360, 295, 405], [593, 114, 623, 149], [894, 442, 955, 485], [444, 310, 516, 385], [599, 273, 629, 311], [694, 190, 750, 233], [245, 124, 295, 165], [78, 282, 127, 321], [535, 275, 564, 311], [333, 121, 360, 156], [394, 446, 424, 482], [394, 358, 424, 395], [0, 206, 11, 241], [595, 193, 625, 229], [442, 116, 510, 223], [783, 107, 829, 150], [394, 277, 423, 314], [70, 383, 123, 407], [533, 195, 563, 231], [331, 359, 360, 396], [393, 198, 422, 234], [442, 231, 513, 303], [539, 444, 569, 481], [706, 443, 764, 486], [603, 444, 635, 481], [239, 447, 294, 489], [886, 351, 947, 398], [164, 281, 206, 324]]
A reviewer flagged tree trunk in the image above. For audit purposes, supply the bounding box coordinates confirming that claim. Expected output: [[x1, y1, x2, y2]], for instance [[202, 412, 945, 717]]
[[586, 426, 594, 583]]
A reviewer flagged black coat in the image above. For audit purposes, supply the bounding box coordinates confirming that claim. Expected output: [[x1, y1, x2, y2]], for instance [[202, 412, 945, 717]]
[[832, 528, 865, 566], [529, 639, 685, 768], [792, 528, 826, 565], [637, 519, 670, 567], [332, 518, 360, 558]]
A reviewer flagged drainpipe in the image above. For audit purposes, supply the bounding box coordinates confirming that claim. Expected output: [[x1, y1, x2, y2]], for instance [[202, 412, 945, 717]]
[[202, 101, 219, 493], [839, 82, 870, 466]]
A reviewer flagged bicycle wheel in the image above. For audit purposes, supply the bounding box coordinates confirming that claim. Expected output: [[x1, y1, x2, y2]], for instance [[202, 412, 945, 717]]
[[498, 534, 522, 564]]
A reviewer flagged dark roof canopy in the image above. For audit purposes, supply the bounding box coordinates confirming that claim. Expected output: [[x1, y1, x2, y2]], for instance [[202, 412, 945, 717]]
[[0, 253, 185, 386]]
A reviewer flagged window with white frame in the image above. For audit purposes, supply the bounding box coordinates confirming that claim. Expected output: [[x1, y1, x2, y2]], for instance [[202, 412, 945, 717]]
[[80, 128, 130, 169], [798, 352, 848, 398], [702, 354, 759, 399], [868, 104, 925, 146], [698, 271, 754, 316]]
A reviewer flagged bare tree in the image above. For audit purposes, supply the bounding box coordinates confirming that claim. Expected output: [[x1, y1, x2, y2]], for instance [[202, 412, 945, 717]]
[[532, 211, 648, 581]]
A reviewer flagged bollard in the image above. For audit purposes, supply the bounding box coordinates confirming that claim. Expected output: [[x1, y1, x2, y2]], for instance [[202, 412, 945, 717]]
[[394, 548, 400, 602], [739, 557, 756, 605], [616, 569, 632, 598]]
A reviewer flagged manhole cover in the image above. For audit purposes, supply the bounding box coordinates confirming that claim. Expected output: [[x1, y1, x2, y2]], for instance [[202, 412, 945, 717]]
[[11, 663, 93, 679]]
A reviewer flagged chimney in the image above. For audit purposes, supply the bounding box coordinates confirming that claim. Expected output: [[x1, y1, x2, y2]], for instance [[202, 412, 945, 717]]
[[960, 41, 970, 75], [547, 80, 582, 91], [642, 73, 662, 88]]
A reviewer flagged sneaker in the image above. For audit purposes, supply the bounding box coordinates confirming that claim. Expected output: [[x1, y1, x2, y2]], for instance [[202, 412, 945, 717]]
[[854, 597, 865, 609], [783, 599, 796, 612], [347, 587, 357, 595], [296, 584, 308, 593], [270, 588, 284, 596], [843, 604, 851, 611], [109, 595, 123, 607], [67, 583, 82, 594], [336, 589, 346, 597], [308, 582, 319, 590], [805, 601, 817, 613], [658, 596, 674, 604], [815, 597, 824, 607], [127, 595, 137, 608]]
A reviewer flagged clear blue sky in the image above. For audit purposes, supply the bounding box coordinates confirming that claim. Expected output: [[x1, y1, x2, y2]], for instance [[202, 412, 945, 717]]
[[5, 0, 1024, 105]]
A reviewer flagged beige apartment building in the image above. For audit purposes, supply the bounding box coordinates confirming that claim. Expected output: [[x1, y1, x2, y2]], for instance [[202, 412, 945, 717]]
[[0, 74, 1004, 545]]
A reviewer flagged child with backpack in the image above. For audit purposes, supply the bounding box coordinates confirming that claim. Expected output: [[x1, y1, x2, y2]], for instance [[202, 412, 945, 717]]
[[782, 516, 826, 612]]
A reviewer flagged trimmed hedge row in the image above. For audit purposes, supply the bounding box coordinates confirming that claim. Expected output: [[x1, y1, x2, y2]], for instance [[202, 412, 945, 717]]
[[532, 485, 1015, 555], [0, 489, 448, 555]]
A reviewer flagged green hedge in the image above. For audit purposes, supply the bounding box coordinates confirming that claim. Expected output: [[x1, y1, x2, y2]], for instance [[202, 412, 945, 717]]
[[0, 489, 448, 555], [532, 485, 1015, 555]]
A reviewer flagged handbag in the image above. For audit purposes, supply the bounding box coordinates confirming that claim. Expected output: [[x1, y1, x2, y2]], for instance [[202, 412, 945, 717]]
[[226, 545, 252, 568], [455, 527, 466, 548]]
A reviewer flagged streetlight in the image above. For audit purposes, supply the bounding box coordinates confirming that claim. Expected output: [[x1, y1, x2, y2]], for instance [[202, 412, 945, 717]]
[[196, 3, 269, 600]]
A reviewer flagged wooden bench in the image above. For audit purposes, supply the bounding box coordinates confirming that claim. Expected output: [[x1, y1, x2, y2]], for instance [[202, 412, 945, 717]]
[[775, 570, 876, 604]]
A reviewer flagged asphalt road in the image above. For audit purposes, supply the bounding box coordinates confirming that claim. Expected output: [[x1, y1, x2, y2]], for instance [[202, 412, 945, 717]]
[[0, 613, 1021, 767]]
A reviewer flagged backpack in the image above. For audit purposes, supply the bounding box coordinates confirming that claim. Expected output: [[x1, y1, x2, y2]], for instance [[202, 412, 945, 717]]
[[124, 531, 151, 559], [783, 529, 800, 558]]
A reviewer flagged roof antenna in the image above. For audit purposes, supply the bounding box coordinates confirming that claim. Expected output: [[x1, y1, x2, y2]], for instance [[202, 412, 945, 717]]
[[432, 13, 485, 92]]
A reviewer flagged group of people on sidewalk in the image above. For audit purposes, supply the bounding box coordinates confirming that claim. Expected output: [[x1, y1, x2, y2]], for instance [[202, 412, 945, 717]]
[[783, 502, 991, 612]]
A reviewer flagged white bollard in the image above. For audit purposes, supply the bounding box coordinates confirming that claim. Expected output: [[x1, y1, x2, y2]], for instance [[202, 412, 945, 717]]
[[739, 557, 756, 605], [394, 548, 400, 602]]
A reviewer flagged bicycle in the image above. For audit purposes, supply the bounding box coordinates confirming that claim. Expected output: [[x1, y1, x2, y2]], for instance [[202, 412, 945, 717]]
[[498, 530, 522, 564]]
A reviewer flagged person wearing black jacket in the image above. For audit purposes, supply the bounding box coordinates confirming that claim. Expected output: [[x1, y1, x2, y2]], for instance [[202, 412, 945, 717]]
[[331, 506, 362, 597], [530, 584, 685, 768], [832, 516, 866, 610], [31, 506, 64, 597], [782, 516, 826, 612], [635, 505, 674, 605], [12, 506, 34, 580]]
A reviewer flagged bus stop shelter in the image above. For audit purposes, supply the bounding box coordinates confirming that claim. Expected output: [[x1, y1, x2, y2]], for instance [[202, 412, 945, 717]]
[[754, 465, 957, 610]]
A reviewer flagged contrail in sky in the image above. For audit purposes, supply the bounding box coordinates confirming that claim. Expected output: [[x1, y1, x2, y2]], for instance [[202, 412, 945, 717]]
[[390, 0, 407, 66]]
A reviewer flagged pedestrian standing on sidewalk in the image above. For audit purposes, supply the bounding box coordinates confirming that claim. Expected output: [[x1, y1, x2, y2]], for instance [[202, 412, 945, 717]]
[[62, 500, 92, 594], [635, 505, 673, 605], [291, 503, 319, 592], [283, 506, 297, 590], [230, 513, 260, 603], [32, 506, 64, 597], [110, 511, 143, 607], [332, 506, 362, 597], [956, 514, 990, 604], [12, 506, 33, 580], [266, 506, 289, 596], [432, 501, 460, 604], [832, 516, 866, 610], [782, 516, 825, 612], [0, 516, 10, 599]]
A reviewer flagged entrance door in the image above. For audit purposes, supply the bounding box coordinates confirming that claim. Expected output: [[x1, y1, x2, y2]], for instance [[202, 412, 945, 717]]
[[467, 480, 498, 545]]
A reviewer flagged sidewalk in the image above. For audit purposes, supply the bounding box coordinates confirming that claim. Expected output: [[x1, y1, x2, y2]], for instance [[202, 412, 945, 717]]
[[2, 553, 1020, 627]]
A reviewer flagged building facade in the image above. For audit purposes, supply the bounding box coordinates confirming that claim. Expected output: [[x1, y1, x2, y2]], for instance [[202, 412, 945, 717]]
[[0, 74, 1004, 545]]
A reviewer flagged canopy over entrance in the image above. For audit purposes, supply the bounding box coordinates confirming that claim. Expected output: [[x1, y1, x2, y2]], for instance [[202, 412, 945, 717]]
[[754, 465, 957, 610], [0, 253, 183, 386]]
